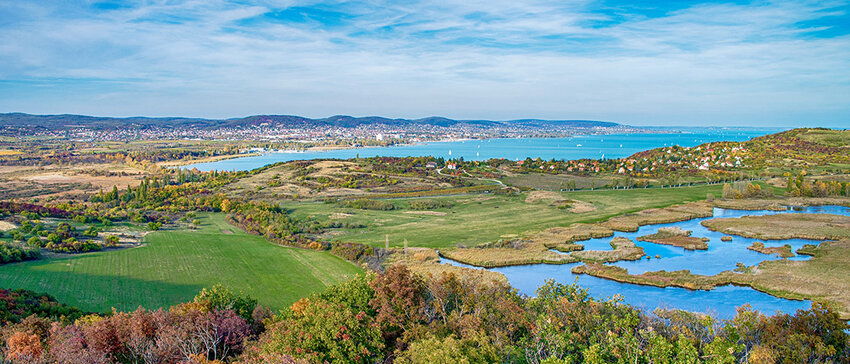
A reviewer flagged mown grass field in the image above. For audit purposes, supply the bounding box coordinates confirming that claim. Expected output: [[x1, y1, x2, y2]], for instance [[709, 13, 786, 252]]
[[286, 184, 723, 249], [0, 214, 362, 312]]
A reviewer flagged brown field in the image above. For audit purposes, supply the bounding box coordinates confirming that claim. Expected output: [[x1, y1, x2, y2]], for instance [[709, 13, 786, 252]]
[[524, 190, 567, 204], [439, 202, 721, 268], [0, 221, 16, 231], [572, 263, 740, 291], [637, 227, 709, 250], [438, 222, 616, 267], [601, 202, 714, 231], [570, 237, 645, 263], [702, 213, 850, 240], [224, 160, 456, 200], [748, 242, 794, 258], [748, 239, 850, 319], [403, 211, 448, 216], [712, 197, 850, 210], [387, 248, 507, 284], [573, 238, 850, 319]]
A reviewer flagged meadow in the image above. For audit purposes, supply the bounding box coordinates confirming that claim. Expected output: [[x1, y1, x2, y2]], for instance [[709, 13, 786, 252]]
[[285, 183, 724, 249], [0, 214, 361, 312]]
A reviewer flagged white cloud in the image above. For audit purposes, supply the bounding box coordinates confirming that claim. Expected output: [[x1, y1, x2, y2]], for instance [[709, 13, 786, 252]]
[[0, 0, 848, 126]]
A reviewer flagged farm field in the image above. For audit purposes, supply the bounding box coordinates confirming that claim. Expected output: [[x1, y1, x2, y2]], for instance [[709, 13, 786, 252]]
[[0, 214, 361, 312], [286, 183, 724, 249]]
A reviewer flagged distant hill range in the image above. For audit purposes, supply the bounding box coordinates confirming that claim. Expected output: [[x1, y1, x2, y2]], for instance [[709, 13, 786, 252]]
[[0, 113, 620, 130]]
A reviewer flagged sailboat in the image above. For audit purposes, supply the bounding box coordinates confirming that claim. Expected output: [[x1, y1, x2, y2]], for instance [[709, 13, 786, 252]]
[[448, 149, 452, 156]]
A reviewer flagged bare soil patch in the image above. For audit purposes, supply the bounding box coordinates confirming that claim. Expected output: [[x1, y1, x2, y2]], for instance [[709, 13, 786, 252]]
[[330, 213, 353, 219], [403, 211, 448, 216], [525, 190, 566, 204], [568, 200, 596, 213], [0, 221, 16, 231]]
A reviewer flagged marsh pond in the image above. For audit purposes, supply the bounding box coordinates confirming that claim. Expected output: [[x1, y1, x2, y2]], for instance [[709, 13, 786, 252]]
[[440, 205, 850, 319]]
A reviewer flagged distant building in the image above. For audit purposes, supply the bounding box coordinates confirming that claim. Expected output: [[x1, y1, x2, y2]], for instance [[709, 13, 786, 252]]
[[447, 164, 457, 170], [426, 162, 437, 168]]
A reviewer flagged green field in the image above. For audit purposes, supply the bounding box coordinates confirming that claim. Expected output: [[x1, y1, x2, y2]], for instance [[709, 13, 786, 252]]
[[287, 184, 723, 249], [0, 214, 362, 312]]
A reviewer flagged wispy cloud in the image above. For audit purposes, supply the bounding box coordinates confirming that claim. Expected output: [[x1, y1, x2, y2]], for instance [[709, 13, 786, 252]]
[[0, 0, 848, 126]]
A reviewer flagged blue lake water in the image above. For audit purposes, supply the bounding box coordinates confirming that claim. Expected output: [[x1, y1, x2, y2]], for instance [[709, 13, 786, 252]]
[[440, 205, 850, 319], [188, 128, 781, 172]]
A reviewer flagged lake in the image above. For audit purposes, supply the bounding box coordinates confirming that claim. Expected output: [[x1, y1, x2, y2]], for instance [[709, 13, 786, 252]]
[[440, 205, 850, 319], [187, 127, 781, 172]]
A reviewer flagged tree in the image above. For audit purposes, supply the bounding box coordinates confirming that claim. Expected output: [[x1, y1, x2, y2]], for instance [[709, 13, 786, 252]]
[[257, 298, 384, 363], [369, 265, 428, 334], [194, 284, 257, 323]]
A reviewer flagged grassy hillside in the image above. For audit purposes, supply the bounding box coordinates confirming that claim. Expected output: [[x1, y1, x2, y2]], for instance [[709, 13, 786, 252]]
[[0, 214, 361, 312], [286, 184, 723, 249]]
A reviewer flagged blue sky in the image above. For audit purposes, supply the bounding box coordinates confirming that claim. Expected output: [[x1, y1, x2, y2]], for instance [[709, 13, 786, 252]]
[[0, 1, 848, 127]]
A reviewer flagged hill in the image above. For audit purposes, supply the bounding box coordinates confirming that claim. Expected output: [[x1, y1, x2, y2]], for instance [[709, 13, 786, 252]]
[[0, 112, 620, 131]]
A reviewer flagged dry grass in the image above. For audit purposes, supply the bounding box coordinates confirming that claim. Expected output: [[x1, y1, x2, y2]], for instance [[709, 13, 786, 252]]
[[570, 237, 645, 263], [572, 263, 742, 291], [403, 211, 448, 216], [713, 197, 850, 210], [702, 213, 850, 240], [440, 246, 576, 268], [637, 227, 709, 250], [438, 202, 719, 268], [524, 190, 566, 204], [748, 242, 794, 258], [573, 239, 850, 319], [749, 239, 850, 319], [601, 202, 714, 232], [438, 223, 616, 267], [387, 248, 508, 284], [0, 221, 16, 231]]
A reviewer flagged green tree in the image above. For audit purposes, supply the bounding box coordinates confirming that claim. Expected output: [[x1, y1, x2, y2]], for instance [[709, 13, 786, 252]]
[[194, 284, 258, 322], [257, 298, 384, 363]]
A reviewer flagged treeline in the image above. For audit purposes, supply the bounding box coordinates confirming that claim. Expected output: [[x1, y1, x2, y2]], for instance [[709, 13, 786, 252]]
[[0, 243, 40, 264], [3, 217, 114, 254], [245, 266, 849, 363], [0, 147, 239, 167], [785, 171, 850, 197], [722, 182, 775, 199], [0, 266, 847, 363], [224, 200, 385, 268], [0, 285, 264, 363]]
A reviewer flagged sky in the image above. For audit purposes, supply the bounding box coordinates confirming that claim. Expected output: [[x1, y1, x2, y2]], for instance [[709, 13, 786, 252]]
[[0, 1, 849, 127]]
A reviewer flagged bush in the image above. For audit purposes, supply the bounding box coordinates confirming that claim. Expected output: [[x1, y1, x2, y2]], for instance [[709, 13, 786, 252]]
[[0, 243, 41, 263], [194, 284, 258, 323], [26, 236, 43, 247], [44, 239, 102, 253], [338, 198, 395, 211], [103, 235, 119, 247], [407, 199, 454, 210]]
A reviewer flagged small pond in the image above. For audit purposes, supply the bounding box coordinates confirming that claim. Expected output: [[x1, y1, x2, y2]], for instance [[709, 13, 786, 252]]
[[440, 205, 850, 319]]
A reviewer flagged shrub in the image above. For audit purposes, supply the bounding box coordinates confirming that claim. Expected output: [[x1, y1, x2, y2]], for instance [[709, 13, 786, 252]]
[[103, 235, 119, 247], [338, 198, 395, 211], [407, 199, 454, 210]]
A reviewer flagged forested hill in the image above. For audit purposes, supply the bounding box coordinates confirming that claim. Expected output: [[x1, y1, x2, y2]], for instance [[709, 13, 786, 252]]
[[0, 112, 619, 131], [627, 128, 850, 171]]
